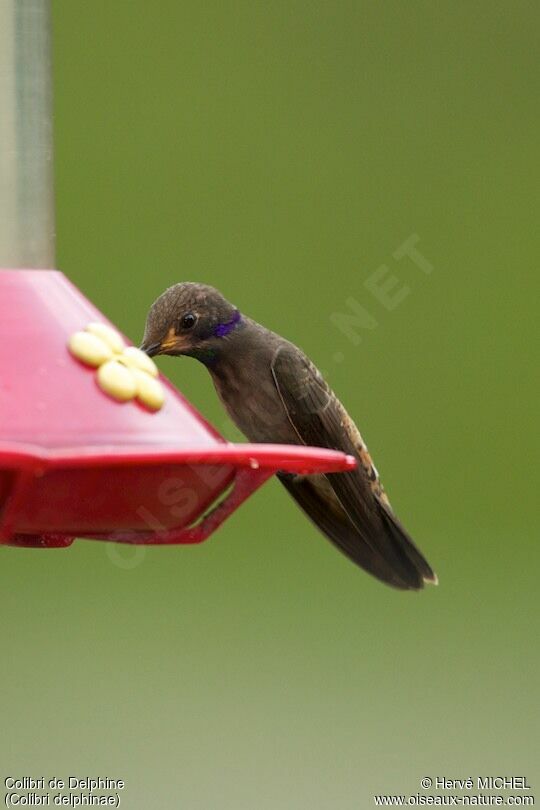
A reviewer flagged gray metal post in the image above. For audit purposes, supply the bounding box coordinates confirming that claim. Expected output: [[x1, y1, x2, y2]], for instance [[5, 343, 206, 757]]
[[0, 0, 55, 268]]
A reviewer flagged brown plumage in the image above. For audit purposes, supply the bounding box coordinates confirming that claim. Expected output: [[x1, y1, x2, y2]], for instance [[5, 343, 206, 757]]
[[141, 282, 437, 590]]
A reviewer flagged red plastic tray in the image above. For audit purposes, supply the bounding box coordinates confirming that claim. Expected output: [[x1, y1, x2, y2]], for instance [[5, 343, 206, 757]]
[[0, 270, 355, 548]]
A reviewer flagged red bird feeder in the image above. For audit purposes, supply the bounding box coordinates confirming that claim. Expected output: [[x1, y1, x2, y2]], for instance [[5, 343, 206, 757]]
[[0, 270, 355, 550], [0, 5, 354, 551]]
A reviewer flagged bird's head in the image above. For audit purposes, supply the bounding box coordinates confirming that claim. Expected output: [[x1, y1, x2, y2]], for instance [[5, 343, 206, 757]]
[[140, 282, 243, 365]]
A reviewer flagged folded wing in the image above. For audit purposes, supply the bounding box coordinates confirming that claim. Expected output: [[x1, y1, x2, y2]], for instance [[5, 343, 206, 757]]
[[271, 344, 437, 590]]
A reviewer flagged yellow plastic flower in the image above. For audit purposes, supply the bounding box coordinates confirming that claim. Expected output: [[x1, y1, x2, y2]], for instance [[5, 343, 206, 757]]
[[68, 322, 165, 411]]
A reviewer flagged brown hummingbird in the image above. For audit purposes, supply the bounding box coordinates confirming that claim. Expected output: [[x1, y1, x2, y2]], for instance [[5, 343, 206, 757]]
[[141, 282, 437, 590]]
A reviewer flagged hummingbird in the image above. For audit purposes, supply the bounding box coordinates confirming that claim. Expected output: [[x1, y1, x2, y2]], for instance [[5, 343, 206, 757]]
[[141, 282, 437, 590]]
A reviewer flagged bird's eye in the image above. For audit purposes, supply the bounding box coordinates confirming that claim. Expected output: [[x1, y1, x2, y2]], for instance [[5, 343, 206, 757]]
[[179, 312, 197, 331]]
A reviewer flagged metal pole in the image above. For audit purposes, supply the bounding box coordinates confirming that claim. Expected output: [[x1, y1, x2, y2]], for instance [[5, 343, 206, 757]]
[[0, 0, 55, 268]]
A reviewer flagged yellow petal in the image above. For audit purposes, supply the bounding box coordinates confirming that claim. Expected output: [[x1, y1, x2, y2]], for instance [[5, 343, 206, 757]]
[[68, 331, 113, 367], [119, 346, 159, 377], [86, 322, 125, 354], [132, 368, 165, 411], [97, 360, 137, 402]]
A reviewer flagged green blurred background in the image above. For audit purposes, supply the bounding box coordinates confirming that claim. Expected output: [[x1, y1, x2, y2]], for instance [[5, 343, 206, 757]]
[[2, 1, 539, 807]]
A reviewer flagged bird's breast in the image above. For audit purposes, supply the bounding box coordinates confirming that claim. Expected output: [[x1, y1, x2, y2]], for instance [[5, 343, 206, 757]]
[[210, 361, 296, 444]]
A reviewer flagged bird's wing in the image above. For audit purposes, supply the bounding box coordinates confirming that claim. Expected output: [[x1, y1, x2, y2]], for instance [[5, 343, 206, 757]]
[[270, 344, 436, 589], [277, 473, 424, 589]]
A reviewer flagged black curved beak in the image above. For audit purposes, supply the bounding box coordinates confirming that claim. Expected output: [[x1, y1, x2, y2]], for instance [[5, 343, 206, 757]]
[[140, 341, 161, 357]]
